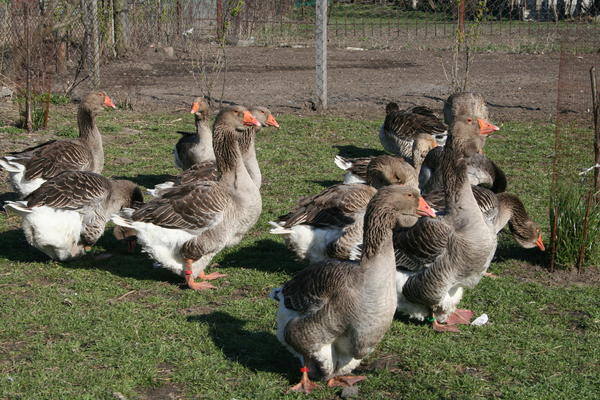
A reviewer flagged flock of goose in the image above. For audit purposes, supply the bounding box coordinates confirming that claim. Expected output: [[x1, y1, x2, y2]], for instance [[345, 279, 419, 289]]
[[0, 91, 544, 393]]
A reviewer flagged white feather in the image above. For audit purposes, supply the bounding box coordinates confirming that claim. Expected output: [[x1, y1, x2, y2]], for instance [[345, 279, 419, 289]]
[[146, 181, 175, 198], [17, 205, 84, 261], [395, 269, 429, 321], [342, 173, 366, 185], [270, 223, 343, 263], [0, 158, 46, 198], [333, 155, 352, 171]]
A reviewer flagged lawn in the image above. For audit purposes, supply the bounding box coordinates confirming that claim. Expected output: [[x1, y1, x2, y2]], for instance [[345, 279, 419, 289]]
[[0, 104, 598, 399]]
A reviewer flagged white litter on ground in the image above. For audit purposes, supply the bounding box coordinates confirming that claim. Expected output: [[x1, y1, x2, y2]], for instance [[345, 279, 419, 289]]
[[471, 314, 489, 326]]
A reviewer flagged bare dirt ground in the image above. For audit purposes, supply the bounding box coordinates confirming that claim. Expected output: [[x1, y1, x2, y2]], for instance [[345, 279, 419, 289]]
[[91, 46, 599, 123]]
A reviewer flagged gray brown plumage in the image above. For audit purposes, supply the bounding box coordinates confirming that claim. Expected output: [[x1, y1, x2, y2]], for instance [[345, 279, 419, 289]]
[[111, 106, 262, 290], [271, 186, 425, 392], [149, 106, 278, 197], [0, 92, 115, 198], [393, 115, 498, 331], [270, 155, 418, 263], [420, 147, 507, 193], [174, 98, 214, 170], [379, 103, 447, 158], [4, 171, 142, 260], [335, 134, 437, 184]]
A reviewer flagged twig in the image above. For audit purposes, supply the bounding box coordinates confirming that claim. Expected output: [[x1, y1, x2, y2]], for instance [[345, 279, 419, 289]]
[[111, 290, 136, 302]]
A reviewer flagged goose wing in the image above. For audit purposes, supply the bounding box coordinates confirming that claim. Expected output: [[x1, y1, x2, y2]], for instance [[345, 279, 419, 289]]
[[384, 109, 447, 140], [277, 183, 377, 228], [394, 218, 453, 270], [177, 161, 220, 185], [25, 171, 111, 211], [467, 153, 507, 193], [22, 140, 92, 180], [131, 181, 229, 233], [281, 260, 355, 314]]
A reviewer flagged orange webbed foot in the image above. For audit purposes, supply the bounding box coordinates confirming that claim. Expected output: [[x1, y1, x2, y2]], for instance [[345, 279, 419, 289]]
[[446, 309, 474, 325], [327, 375, 366, 387], [432, 320, 461, 333], [199, 271, 228, 281]]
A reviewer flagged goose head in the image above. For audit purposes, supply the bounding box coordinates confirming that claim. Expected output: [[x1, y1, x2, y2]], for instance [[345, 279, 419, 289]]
[[450, 115, 499, 157], [215, 105, 261, 132], [190, 97, 210, 121], [385, 101, 400, 115], [250, 106, 280, 129], [82, 91, 116, 115], [509, 220, 545, 251], [366, 155, 418, 189], [367, 185, 435, 230], [443, 92, 489, 125], [111, 179, 144, 210]]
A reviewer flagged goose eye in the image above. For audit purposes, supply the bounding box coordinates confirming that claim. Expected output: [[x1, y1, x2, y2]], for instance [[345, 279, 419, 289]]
[[466, 117, 473, 123]]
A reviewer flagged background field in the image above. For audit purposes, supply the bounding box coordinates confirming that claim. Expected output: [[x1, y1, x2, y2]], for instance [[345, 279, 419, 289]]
[[0, 103, 599, 399]]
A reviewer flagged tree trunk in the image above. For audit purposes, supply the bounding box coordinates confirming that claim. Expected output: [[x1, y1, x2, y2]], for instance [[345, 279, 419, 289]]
[[114, 0, 129, 57]]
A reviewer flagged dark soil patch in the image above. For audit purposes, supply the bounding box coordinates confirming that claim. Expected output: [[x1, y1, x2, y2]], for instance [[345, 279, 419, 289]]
[[504, 263, 600, 287], [137, 382, 184, 400], [89, 46, 600, 124], [356, 354, 405, 374]]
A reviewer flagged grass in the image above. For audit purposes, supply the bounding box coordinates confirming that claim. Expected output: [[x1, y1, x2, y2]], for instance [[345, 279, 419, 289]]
[[0, 105, 599, 399]]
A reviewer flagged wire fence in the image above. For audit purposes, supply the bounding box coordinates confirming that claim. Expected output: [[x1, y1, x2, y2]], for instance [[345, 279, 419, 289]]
[[2, 1, 600, 82]]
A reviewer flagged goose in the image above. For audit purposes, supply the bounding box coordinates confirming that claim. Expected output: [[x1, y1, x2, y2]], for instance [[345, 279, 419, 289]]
[[334, 133, 438, 184], [0, 92, 116, 198], [269, 155, 423, 263], [379, 102, 447, 158], [147, 106, 279, 197], [423, 187, 544, 250], [393, 115, 498, 332], [419, 148, 506, 193], [4, 171, 142, 261], [173, 97, 214, 170], [419, 91, 504, 192], [270, 185, 434, 393], [111, 106, 262, 290]]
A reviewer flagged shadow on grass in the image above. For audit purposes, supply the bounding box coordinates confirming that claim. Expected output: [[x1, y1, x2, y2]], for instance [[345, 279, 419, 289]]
[[494, 239, 548, 267], [0, 227, 183, 285], [219, 239, 307, 274], [113, 174, 175, 190], [333, 145, 386, 158], [0, 229, 49, 263], [188, 311, 294, 378]]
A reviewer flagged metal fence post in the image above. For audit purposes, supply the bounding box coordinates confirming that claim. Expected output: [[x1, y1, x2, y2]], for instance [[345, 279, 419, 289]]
[[316, 0, 327, 111], [82, 0, 100, 89]]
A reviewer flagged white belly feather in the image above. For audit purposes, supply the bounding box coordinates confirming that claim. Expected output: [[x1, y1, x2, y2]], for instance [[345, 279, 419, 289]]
[[0, 157, 46, 198]]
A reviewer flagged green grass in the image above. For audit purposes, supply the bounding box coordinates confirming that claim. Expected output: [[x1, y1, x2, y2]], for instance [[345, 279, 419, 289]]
[[1, 106, 599, 399]]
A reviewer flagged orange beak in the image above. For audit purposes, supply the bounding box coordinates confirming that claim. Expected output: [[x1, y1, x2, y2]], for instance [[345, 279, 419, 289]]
[[477, 119, 499, 135], [417, 197, 436, 218], [243, 111, 261, 127], [266, 114, 280, 128], [103, 95, 116, 109], [535, 234, 545, 251], [190, 102, 200, 114]]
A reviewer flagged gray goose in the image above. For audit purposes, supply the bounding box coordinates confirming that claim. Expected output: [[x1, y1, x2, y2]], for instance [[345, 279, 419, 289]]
[[173, 98, 214, 170], [379, 102, 447, 158], [270, 186, 433, 393], [335, 133, 438, 184], [393, 115, 498, 332], [0, 92, 116, 198], [269, 155, 427, 263], [4, 171, 142, 261], [419, 148, 506, 194], [111, 106, 262, 290], [423, 187, 544, 252], [420, 91, 504, 192], [147, 106, 279, 197]]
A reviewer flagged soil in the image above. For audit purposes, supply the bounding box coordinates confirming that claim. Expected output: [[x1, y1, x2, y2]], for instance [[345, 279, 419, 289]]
[[92, 46, 600, 122]]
